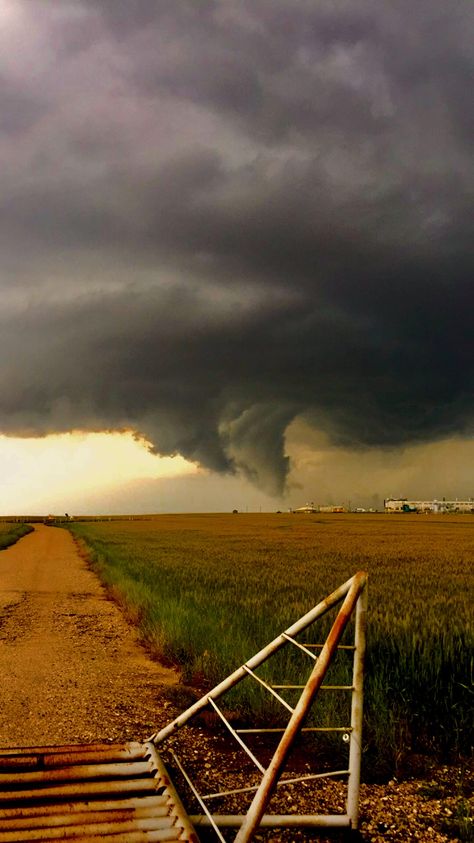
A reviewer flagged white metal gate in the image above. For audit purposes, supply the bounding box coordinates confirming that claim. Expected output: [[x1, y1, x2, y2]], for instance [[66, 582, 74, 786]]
[[149, 571, 368, 841]]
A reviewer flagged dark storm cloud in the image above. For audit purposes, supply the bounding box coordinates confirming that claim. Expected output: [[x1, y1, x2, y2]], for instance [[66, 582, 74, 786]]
[[0, 0, 472, 494]]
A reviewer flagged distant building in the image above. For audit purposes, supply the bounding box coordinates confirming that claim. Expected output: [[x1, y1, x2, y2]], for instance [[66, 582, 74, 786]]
[[293, 503, 347, 514], [293, 502, 318, 514], [384, 498, 474, 513]]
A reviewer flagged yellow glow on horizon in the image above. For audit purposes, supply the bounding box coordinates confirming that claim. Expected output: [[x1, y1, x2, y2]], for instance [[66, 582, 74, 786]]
[[0, 431, 197, 514]]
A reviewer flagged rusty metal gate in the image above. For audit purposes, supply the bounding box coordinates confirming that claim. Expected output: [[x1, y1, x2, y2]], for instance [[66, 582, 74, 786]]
[[0, 572, 367, 841], [0, 741, 198, 841]]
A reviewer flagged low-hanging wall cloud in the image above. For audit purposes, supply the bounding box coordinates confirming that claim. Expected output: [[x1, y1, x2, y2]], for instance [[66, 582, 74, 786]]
[[0, 0, 472, 494]]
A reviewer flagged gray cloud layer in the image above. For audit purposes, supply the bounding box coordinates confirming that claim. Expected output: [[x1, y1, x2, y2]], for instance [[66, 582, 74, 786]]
[[0, 0, 473, 493]]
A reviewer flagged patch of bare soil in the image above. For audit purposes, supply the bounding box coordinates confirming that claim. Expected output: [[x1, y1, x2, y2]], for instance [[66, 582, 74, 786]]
[[0, 524, 471, 842], [0, 524, 177, 746]]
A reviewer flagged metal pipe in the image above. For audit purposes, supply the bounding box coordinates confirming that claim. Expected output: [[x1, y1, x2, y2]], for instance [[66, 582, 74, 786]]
[[0, 778, 159, 803], [0, 807, 170, 831], [208, 698, 265, 773], [234, 571, 367, 843], [242, 666, 294, 713], [0, 760, 152, 786], [0, 819, 181, 842], [0, 796, 167, 821], [281, 633, 317, 660], [236, 726, 351, 733], [169, 751, 227, 843], [271, 684, 353, 690], [203, 769, 350, 800], [0, 743, 142, 756], [41, 746, 149, 765], [0, 797, 167, 823], [149, 573, 359, 744], [300, 644, 355, 649], [346, 579, 368, 828], [191, 813, 351, 828], [145, 743, 200, 843]]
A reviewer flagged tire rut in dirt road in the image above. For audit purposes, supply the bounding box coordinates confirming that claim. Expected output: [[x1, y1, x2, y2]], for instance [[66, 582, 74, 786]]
[[0, 524, 177, 747]]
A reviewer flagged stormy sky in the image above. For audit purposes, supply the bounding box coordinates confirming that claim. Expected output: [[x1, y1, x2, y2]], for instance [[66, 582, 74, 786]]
[[1, 0, 473, 505]]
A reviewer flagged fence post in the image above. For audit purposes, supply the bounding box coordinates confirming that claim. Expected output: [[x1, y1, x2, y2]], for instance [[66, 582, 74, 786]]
[[346, 581, 368, 828]]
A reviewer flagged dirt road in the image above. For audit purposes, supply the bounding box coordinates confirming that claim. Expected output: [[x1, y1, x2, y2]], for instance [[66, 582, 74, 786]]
[[0, 524, 177, 748]]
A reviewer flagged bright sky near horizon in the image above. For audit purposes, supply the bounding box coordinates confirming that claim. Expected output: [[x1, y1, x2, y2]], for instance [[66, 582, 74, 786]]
[[0, 433, 196, 515], [1, 426, 473, 516]]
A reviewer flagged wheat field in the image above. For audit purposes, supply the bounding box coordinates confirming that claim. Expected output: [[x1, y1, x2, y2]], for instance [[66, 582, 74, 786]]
[[68, 513, 473, 776]]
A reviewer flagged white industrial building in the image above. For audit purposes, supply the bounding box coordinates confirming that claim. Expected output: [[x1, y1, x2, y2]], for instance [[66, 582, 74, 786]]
[[384, 498, 474, 513]]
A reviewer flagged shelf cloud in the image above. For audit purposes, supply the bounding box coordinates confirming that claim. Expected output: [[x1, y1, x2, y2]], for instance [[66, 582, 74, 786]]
[[0, 1, 472, 494]]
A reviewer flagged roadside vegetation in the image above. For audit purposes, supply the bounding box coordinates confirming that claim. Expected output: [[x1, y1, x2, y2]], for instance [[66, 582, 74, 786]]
[[0, 521, 33, 550], [68, 513, 473, 778]]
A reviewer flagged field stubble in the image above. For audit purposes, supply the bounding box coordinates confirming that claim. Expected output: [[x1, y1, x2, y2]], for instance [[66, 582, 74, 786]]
[[68, 513, 473, 781]]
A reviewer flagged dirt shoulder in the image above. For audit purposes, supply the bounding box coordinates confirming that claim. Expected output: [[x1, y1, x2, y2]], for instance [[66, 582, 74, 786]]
[[0, 523, 177, 747]]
